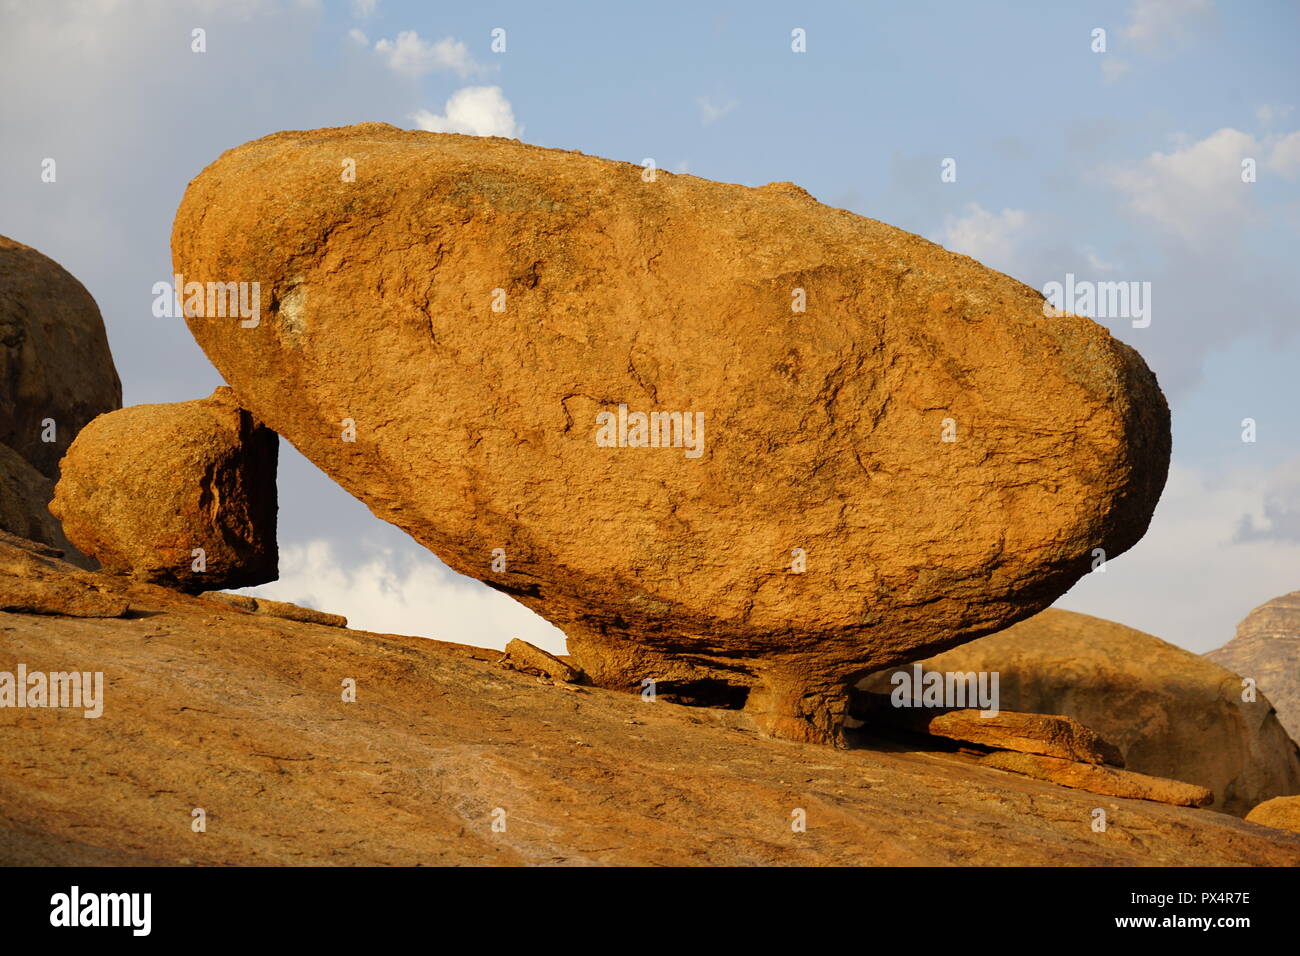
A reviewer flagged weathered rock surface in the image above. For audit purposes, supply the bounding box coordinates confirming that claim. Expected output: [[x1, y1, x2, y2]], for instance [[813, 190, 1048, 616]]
[[1245, 795, 1300, 835], [853, 696, 1124, 765], [1, 533, 1295, 866], [0, 235, 121, 478], [1207, 591, 1300, 743], [861, 608, 1300, 815], [979, 752, 1214, 807], [49, 387, 278, 593], [172, 124, 1170, 743]]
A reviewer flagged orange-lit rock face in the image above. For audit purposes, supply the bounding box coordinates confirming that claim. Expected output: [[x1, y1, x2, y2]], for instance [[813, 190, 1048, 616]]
[[172, 124, 1169, 741]]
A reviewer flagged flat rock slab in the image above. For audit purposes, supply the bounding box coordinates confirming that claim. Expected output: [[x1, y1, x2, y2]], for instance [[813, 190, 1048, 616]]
[[0, 535, 128, 617], [502, 638, 583, 683], [859, 699, 1124, 766], [2, 534, 1294, 866], [980, 752, 1214, 808], [0, 579, 127, 618], [201, 592, 348, 629]]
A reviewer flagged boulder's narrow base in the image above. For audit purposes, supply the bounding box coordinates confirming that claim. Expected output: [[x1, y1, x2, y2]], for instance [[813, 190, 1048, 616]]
[[565, 623, 853, 745]]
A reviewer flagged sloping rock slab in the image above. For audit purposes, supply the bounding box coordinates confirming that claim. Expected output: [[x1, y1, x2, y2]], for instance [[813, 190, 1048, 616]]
[[1, 534, 1294, 866]]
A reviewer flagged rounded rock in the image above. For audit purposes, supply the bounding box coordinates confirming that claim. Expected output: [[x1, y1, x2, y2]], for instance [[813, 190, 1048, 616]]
[[171, 125, 1170, 740], [49, 387, 278, 592]]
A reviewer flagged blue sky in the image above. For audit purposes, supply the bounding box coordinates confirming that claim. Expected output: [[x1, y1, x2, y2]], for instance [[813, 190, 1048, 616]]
[[2, 0, 1297, 653]]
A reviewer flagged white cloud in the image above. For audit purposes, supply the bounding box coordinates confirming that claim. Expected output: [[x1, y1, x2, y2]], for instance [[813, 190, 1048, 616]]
[[350, 0, 378, 17], [696, 95, 737, 125], [1057, 458, 1300, 653], [347, 28, 368, 46], [932, 203, 1031, 275], [1256, 103, 1294, 130], [410, 85, 521, 138], [1084, 248, 1118, 272], [1121, 0, 1215, 54], [238, 540, 568, 655], [373, 31, 480, 79], [1101, 58, 1131, 83], [1235, 457, 1300, 544], [1267, 131, 1300, 178], [1105, 127, 1257, 243]]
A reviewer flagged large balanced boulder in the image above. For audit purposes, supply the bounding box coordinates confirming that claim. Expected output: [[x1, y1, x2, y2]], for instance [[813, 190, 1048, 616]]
[[862, 608, 1300, 815], [171, 124, 1170, 741], [1207, 591, 1300, 743], [0, 235, 121, 478], [49, 387, 278, 592]]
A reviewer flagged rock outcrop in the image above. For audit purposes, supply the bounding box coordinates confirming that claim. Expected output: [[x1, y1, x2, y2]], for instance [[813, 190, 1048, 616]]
[[49, 387, 278, 592], [172, 124, 1170, 743], [861, 608, 1300, 815], [0, 235, 121, 478], [1245, 795, 1300, 835], [1207, 591, 1300, 743], [1, 531, 1295, 866]]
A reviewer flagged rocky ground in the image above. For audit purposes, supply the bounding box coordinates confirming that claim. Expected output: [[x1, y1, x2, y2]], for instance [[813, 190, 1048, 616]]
[[863, 608, 1300, 817], [3, 538, 1297, 866]]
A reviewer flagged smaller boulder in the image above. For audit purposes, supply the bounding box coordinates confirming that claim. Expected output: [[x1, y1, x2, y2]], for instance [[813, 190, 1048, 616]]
[[50, 387, 278, 593], [1245, 795, 1300, 834]]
